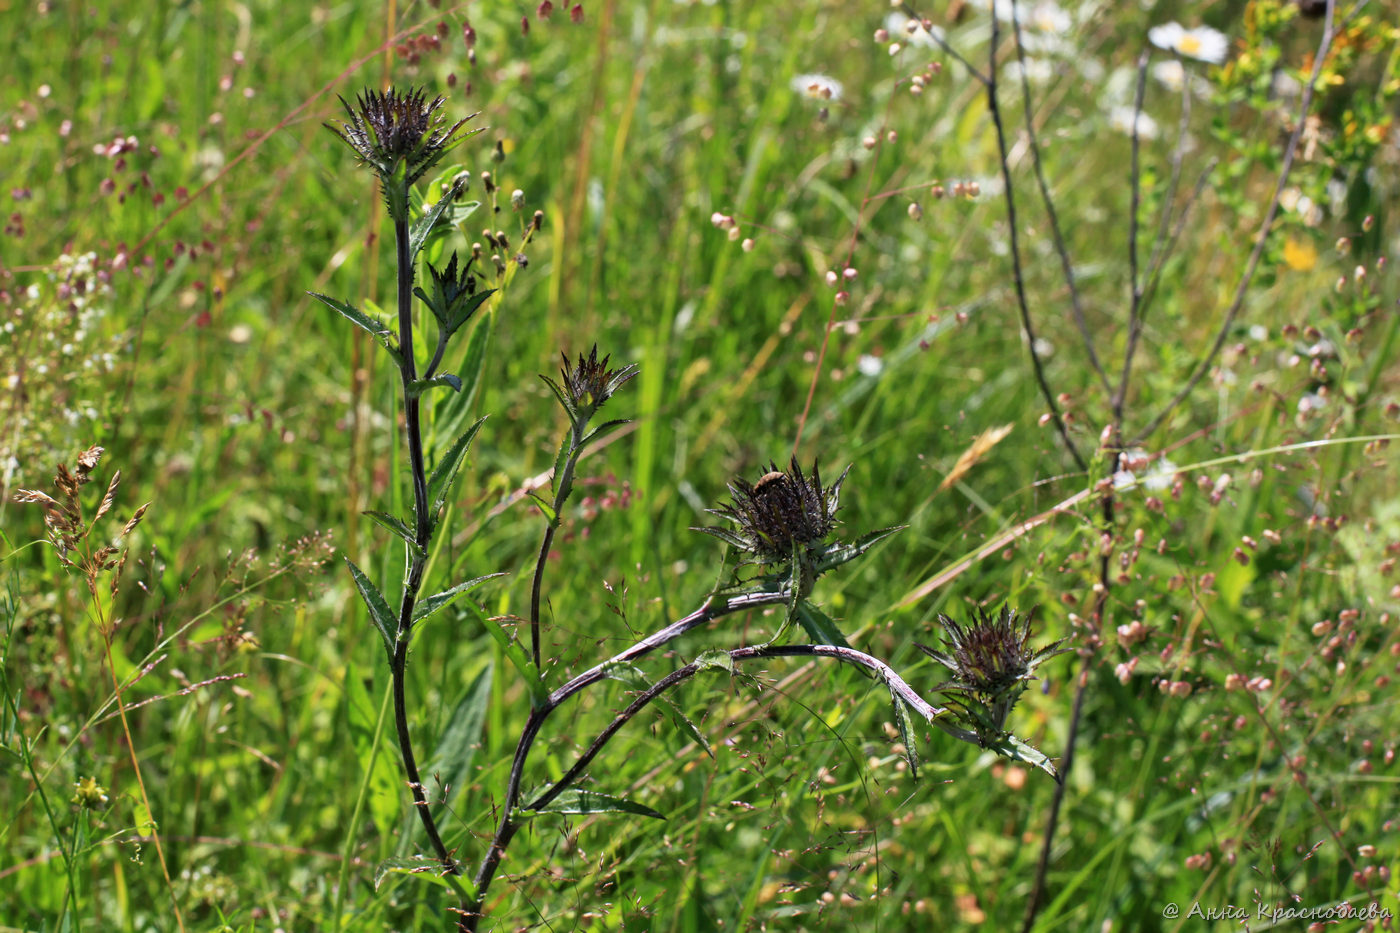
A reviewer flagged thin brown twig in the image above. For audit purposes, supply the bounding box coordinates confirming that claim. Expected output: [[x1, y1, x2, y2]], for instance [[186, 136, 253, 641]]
[[986, 9, 1088, 472], [1132, 3, 1339, 445], [1112, 55, 1152, 421], [1009, 0, 1110, 397]]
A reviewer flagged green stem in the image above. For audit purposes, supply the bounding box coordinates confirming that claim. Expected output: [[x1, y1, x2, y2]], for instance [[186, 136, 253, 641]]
[[529, 422, 585, 669]]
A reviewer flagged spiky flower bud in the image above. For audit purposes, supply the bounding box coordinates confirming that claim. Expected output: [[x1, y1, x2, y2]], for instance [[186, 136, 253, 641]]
[[325, 87, 477, 221], [915, 606, 1067, 744], [540, 345, 639, 427]]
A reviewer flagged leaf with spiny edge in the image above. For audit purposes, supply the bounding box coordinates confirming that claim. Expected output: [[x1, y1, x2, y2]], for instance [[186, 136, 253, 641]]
[[412, 573, 504, 626], [363, 510, 424, 558], [407, 372, 463, 399], [426, 416, 486, 529], [522, 788, 665, 821], [344, 557, 397, 660], [814, 525, 907, 574]]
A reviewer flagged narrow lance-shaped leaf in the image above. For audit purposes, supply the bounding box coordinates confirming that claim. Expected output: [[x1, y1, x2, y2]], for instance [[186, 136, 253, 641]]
[[412, 573, 505, 625], [308, 292, 407, 370], [813, 525, 907, 574], [987, 732, 1060, 783], [344, 557, 397, 659], [446, 289, 495, 336], [523, 788, 665, 821], [426, 416, 487, 528], [459, 600, 547, 707], [795, 601, 853, 650], [363, 510, 424, 557], [887, 688, 921, 780], [408, 178, 471, 261], [539, 374, 580, 423], [525, 493, 557, 525], [308, 292, 393, 339]]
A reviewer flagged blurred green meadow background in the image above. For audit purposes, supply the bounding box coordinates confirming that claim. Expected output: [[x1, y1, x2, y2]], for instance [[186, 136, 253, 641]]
[[2, 0, 1399, 929]]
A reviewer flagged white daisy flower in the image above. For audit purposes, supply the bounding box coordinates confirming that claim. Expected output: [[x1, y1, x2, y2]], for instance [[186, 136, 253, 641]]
[[791, 73, 843, 102], [1109, 106, 1160, 140], [1148, 22, 1229, 64]]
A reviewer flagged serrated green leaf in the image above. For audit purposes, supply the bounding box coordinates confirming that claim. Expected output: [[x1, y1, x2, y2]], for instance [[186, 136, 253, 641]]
[[526, 788, 665, 820], [447, 289, 495, 335], [991, 732, 1061, 783], [344, 664, 400, 838], [308, 292, 393, 339], [604, 662, 713, 759], [345, 557, 397, 659], [373, 856, 469, 893], [814, 525, 907, 574], [409, 179, 469, 262], [425, 664, 492, 813], [539, 374, 579, 422], [459, 600, 546, 706], [795, 602, 852, 650], [526, 492, 557, 525], [888, 691, 921, 780], [692, 526, 750, 550], [426, 417, 486, 527], [412, 573, 504, 625], [693, 649, 735, 674], [363, 510, 423, 557]]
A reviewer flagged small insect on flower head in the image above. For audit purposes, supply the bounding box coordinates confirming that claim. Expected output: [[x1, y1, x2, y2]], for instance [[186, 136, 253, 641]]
[[697, 457, 846, 566]]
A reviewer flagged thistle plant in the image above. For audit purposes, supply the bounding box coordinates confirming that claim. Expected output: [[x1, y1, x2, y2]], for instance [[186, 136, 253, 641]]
[[318, 85, 1065, 932], [314, 88, 505, 917]]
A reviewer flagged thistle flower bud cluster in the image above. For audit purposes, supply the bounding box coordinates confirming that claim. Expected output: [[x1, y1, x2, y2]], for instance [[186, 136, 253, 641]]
[[915, 605, 1068, 744], [543, 345, 640, 426], [699, 458, 844, 565], [325, 88, 478, 221]]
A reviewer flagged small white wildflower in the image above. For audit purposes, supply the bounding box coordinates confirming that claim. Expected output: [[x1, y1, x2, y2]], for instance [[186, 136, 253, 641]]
[[1144, 457, 1178, 492], [1152, 59, 1186, 92], [1148, 22, 1229, 64], [1108, 106, 1160, 140], [791, 73, 842, 102], [1028, 2, 1071, 35], [1008, 58, 1054, 84], [885, 11, 944, 49], [857, 354, 883, 377]]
